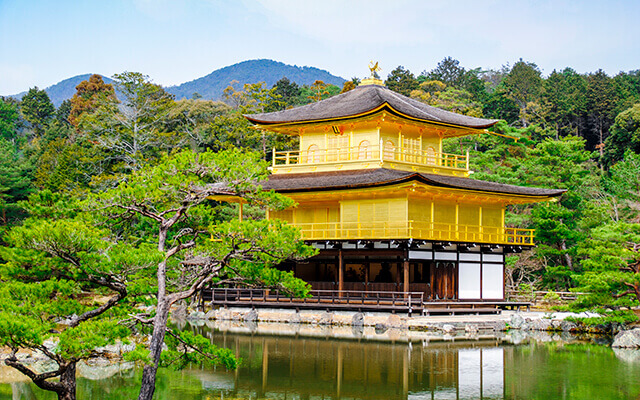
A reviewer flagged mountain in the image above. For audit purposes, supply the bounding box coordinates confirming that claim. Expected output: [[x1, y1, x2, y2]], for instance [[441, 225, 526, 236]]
[[10, 74, 114, 107], [167, 59, 346, 100], [6, 59, 347, 106]]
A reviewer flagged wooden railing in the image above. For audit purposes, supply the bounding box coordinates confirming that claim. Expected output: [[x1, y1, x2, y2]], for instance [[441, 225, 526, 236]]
[[272, 143, 469, 171], [203, 287, 424, 316], [505, 289, 588, 304], [293, 220, 535, 245]]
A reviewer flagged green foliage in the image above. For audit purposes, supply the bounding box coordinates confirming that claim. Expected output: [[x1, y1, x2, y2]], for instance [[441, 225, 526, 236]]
[[161, 329, 239, 370], [0, 97, 19, 140], [0, 138, 33, 225], [20, 87, 55, 135], [565, 310, 638, 326], [78, 71, 179, 173], [385, 66, 418, 96], [572, 222, 640, 310], [602, 103, 640, 167]]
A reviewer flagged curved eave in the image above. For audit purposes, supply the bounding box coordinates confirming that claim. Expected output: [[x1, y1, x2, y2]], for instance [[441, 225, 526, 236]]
[[245, 103, 498, 134], [266, 172, 566, 201]]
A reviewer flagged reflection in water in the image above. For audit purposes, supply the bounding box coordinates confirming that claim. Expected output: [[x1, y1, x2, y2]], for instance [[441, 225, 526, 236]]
[[202, 329, 504, 400], [3, 324, 640, 400]]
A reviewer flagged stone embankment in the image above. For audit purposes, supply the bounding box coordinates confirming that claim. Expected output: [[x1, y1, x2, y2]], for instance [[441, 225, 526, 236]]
[[185, 306, 625, 337]]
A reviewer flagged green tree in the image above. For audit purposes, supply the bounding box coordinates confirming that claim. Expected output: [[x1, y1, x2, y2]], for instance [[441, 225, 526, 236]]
[[385, 66, 418, 96], [483, 89, 520, 125], [272, 77, 301, 108], [20, 87, 55, 135], [423, 57, 466, 88], [0, 138, 33, 225], [585, 69, 618, 155], [84, 148, 315, 400], [502, 60, 543, 127], [601, 103, 640, 167], [574, 222, 640, 311], [410, 80, 483, 117], [78, 72, 178, 173], [0, 192, 145, 400], [540, 68, 587, 138], [0, 97, 19, 140]]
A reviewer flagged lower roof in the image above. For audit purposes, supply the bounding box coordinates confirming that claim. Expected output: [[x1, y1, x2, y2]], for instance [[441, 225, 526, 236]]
[[263, 168, 565, 198]]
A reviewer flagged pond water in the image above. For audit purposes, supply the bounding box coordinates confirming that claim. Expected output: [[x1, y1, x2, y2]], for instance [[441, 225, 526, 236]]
[[2, 322, 640, 400]]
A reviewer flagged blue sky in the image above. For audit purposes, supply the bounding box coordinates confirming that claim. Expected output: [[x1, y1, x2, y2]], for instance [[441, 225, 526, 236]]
[[1, 0, 639, 95]]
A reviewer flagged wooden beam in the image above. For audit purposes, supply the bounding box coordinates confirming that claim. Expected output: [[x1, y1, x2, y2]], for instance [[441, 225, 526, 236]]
[[338, 249, 344, 296], [403, 258, 410, 295]]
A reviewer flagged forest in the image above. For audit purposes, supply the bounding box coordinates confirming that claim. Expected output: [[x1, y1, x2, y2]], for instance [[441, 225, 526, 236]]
[[0, 57, 639, 398]]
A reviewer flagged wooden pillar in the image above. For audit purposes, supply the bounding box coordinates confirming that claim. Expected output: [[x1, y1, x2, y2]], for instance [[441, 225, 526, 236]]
[[261, 339, 269, 394], [336, 344, 344, 399], [403, 258, 410, 295], [402, 348, 409, 399], [338, 249, 344, 296], [238, 202, 243, 222]]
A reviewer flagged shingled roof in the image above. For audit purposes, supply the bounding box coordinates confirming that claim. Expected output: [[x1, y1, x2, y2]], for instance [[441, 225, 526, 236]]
[[245, 84, 499, 129], [262, 168, 566, 198]]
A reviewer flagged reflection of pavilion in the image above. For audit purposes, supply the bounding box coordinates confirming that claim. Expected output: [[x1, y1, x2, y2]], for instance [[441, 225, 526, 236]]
[[200, 331, 504, 400], [223, 73, 564, 308]]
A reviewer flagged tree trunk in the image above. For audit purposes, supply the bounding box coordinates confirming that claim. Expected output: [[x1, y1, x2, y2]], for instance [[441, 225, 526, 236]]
[[137, 301, 170, 400], [560, 239, 573, 271], [58, 363, 76, 400]]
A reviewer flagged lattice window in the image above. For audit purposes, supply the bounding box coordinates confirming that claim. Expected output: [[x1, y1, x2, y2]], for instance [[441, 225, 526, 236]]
[[357, 140, 371, 160], [327, 135, 349, 161], [383, 140, 396, 160], [305, 144, 321, 163]]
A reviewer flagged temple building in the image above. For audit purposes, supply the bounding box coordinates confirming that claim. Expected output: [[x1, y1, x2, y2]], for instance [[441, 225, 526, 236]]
[[243, 72, 564, 303]]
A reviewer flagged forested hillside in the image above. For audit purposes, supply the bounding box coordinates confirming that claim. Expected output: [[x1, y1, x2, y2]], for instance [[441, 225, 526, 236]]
[[0, 57, 639, 319], [167, 59, 346, 100], [5, 59, 346, 106]]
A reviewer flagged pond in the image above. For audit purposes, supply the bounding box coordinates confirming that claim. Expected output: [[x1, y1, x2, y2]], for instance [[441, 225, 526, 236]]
[[2, 322, 640, 400]]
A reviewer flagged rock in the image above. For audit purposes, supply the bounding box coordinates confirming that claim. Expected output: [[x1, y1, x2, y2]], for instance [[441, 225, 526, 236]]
[[613, 348, 640, 363], [352, 324, 364, 338], [243, 309, 258, 322], [290, 312, 301, 324], [374, 323, 388, 334], [550, 319, 563, 330], [510, 313, 525, 329], [560, 320, 578, 333], [612, 329, 640, 348], [204, 310, 217, 320], [509, 330, 527, 345], [441, 324, 456, 335], [386, 314, 407, 329], [530, 319, 552, 331], [352, 312, 365, 327], [318, 311, 333, 325], [187, 311, 206, 320], [77, 361, 134, 380], [172, 304, 187, 320], [493, 321, 507, 332], [215, 308, 232, 320]]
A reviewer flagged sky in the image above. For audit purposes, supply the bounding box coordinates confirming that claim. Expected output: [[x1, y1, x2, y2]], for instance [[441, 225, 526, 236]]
[[1, 0, 639, 95]]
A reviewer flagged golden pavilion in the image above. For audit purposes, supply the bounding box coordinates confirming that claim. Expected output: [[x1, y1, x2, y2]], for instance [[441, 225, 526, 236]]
[[242, 72, 564, 303]]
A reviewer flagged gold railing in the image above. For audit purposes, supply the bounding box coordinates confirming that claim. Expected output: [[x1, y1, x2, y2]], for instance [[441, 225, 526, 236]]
[[292, 220, 534, 245], [272, 143, 469, 171]]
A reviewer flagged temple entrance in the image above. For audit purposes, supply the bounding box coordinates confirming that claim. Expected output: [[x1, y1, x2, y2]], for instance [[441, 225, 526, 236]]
[[430, 262, 458, 300], [291, 258, 460, 301]]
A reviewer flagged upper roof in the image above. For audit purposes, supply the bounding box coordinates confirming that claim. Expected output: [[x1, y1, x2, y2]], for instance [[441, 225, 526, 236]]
[[245, 84, 499, 129], [262, 168, 566, 198]]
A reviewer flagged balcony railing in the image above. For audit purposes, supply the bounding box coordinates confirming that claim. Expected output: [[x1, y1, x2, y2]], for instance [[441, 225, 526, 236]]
[[272, 142, 469, 171], [290, 220, 534, 245]]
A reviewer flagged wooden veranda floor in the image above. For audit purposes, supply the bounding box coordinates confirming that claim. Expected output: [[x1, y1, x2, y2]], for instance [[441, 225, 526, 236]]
[[200, 288, 530, 316]]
